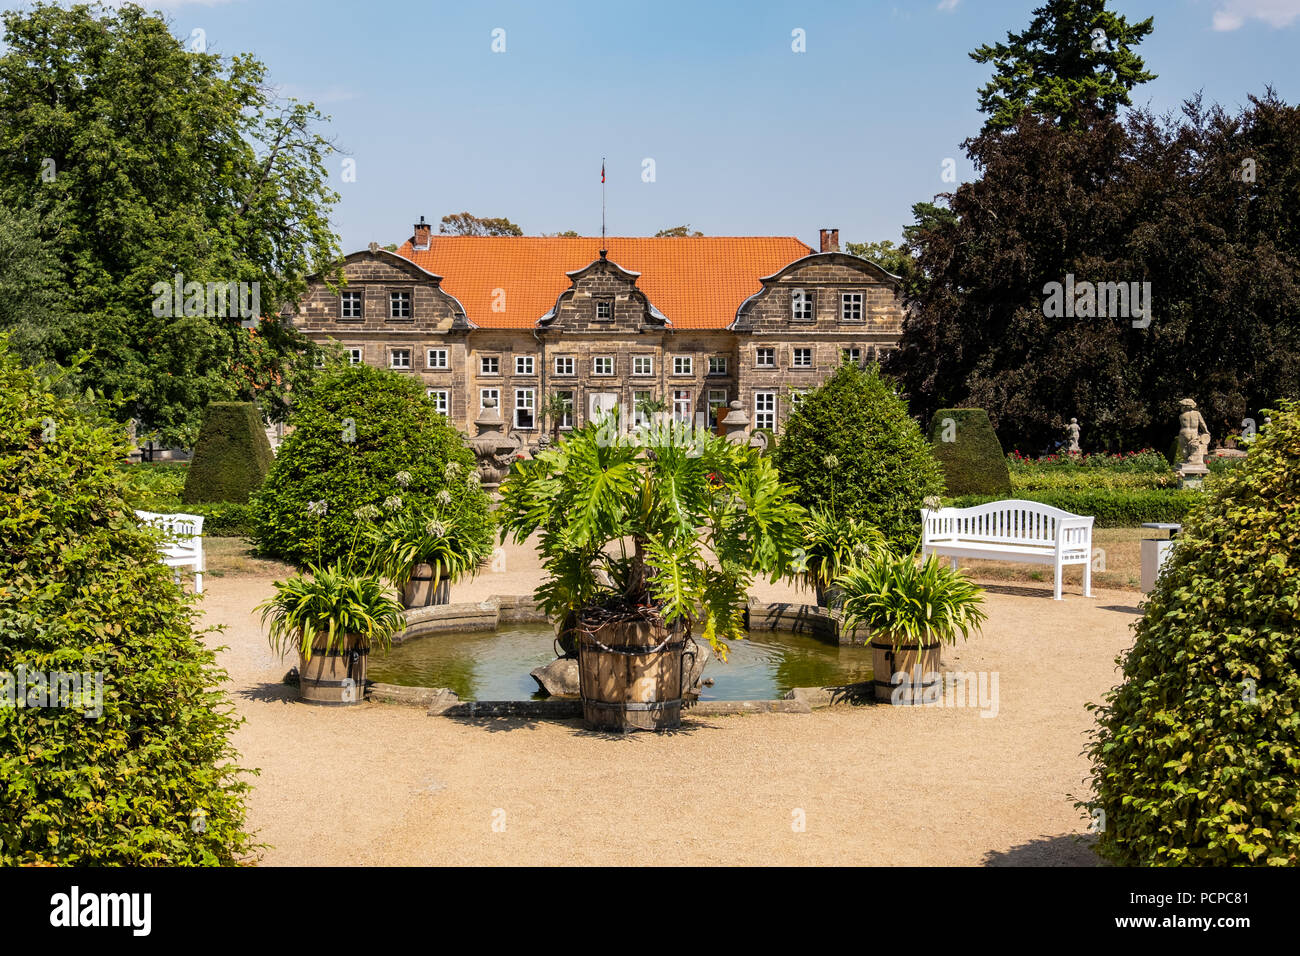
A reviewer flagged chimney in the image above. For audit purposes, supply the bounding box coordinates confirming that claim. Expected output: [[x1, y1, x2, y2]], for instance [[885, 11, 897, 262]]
[[413, 215, 431, 251], [819, 228, 839, 253]]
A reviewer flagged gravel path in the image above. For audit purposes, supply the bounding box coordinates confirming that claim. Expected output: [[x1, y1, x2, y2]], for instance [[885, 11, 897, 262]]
[[201, 544, 1134, 866]]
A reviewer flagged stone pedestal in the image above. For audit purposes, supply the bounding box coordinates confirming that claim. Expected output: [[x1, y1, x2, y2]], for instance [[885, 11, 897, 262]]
[[468, 398, 519, 493]]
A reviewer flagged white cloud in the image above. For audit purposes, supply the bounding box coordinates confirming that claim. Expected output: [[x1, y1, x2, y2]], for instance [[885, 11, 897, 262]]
[[1211, 0, 1300, 30], [938, 0, 961, 10]]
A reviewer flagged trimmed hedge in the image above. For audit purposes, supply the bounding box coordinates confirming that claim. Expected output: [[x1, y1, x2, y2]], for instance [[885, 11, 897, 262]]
[[949, 488, 1202, 527], [929, 408, 1011, 496], [181, 402, 273, 505]]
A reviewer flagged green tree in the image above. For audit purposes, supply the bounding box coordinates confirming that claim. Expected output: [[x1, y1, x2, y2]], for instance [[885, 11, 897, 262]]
[[0, 2, 341, 445], [0, 201, 68, 370], [971, 0, 1155, 132], [653, 225, 703, 237], [439, 212, 523, 236]]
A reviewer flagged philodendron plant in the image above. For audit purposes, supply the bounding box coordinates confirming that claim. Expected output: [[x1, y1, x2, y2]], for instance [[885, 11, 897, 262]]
[[497, 420, 806, 656]]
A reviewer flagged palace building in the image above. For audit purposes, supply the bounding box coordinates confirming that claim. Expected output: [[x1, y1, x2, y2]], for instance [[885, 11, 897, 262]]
[[290, 218, 905, 439]]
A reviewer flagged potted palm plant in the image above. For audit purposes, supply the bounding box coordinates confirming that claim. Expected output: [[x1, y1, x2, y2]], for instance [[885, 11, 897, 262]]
[[791, 508, 888, 607], [836, 550, 987, 703], [373, 497, 494, 608], [498, 420, 805, 731]]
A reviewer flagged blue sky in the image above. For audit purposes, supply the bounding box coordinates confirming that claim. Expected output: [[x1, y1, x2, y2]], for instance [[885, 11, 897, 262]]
[[25, 0, 1300, 251]]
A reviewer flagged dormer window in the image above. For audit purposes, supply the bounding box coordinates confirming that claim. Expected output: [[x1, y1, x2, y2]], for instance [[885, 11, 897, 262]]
[[389, 291, 412, 318], [595, 299, 613, 321], [792, 289, 813, 321], [841, 293, 864, 321], [340, 291, 362, 319]]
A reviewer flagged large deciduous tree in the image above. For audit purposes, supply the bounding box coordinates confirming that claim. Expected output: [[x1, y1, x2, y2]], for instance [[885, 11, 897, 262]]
[[439, 212, 524, 237], [0, 2, 340, 444]]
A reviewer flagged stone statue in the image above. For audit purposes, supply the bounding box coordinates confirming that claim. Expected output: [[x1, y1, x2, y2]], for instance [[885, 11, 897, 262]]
[[1065, 417, 1081, 454], [468, 398, 520, 491], [1176, 398, 1211, 471]]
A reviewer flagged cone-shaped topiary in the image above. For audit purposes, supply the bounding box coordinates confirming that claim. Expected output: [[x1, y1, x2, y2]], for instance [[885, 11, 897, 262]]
[[0, 336, 255, 865], [251, 363, 492, 567], [772, 362, 945, 551], [1084, 400, 1300, 865], [181, 401, 274, 504], [929, 408, 1012, 496]]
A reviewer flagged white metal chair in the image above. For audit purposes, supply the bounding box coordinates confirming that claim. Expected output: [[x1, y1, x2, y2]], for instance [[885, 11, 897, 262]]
[[134, 510, 205, 594]]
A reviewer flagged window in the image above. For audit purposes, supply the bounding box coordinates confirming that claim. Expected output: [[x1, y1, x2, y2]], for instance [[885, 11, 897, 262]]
[[389, 348, 411, 370], [389, 291, 411, 318], [480, 388, 500, 412], [792, 289, 813, 321], [515, 355, 535, 375], [755, 391, 777, 430], [672, 389, 692, 424], [841, 293, 864, 321], [841, 347, 862, 365], [755, 347, 776, 368], [708, 356, 728, 376], [792, 347, 813, 368], [480, 355, 499, 375], [427, 348, 448, 370], [673, 355, 693, 376], [633, 390, 654, 428], [515, 388, 536, 429], [553, 390, 574, 429], [593, 356, 614, 376], [347, 347, 363, 366], [313, 353, 326, 369], [632, 355, 654, 376], [340, 291, 363, 319], [707, 389, 727, 428], [554, 355, 575, 376], [426, 389, 449, 416], [595, 299, 613, 321]]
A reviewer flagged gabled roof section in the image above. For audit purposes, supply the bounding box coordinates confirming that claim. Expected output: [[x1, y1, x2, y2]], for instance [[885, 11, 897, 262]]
[[392, 235, 814, 329]]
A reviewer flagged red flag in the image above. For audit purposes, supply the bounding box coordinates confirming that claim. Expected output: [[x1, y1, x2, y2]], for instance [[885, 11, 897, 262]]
[[601, 161, 605, 183]]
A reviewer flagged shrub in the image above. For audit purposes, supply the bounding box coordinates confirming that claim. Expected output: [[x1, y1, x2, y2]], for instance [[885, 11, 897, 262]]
[[1084, 401, 1300, 865], [181, 402, 274, 505], [929, 408, 1012, 496], [188, 501, 255, 537], [1007, 449, 1174, 473], [949, 488, 1200, 527], [251, 363, 491, 566], [1010, 470, 1179, 491], [120, 461, 189, 509], [0, 336, 254, 865], [773, 363, 945, 551]]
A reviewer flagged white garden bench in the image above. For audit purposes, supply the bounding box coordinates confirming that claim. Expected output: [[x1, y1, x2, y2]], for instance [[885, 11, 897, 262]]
[[134, 511, 205, 594], [920, 499, 1094, 600]]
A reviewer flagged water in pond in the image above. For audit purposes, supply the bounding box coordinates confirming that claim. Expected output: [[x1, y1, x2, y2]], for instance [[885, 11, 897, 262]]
[[368, 624, 874, 701]]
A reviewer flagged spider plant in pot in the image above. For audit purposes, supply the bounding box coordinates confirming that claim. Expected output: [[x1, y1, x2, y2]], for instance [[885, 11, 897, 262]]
[[256, 502, 405, 705], [498, 419, 805, 732], [373, 489, 495, 609], [790, 508, 889, 608], [836, 550, 987, 704]]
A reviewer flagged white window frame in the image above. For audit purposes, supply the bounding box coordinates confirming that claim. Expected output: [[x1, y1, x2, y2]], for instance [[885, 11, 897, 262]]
[[554, 355, 575, 376], [514, 388, 536, 429], [389, 290, 412, 318], [707, 389, 727, 428], [842, 347, 862, 365], [841, 293, 864, 321], [792, 289, 813, 321], [340, 291, 363, 319], [595, 299, 613, 321], [427, 347, 448, 370], [515, 354, 536, 376], [389, 347, 411, 370], [755, 347, 776, 369], [755, 391, 777, 431], [708, 356, 728, 376], [347, 347, 363, 366], [593, 356, 614, 376], [554, 390, 575, 429], [480, 355, 500, 376], [672, 389, 692, 424], [426, 389, 449, 416], [792, 347, 813, 369], [673, 355, 693, 376], [632, 355, 654, 377], [480, 387, 500, 412], [632, 390, 654, 428]]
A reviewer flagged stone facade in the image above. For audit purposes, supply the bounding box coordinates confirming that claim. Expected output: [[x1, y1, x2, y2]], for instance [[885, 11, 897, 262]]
[[290, 231, 904, 444]]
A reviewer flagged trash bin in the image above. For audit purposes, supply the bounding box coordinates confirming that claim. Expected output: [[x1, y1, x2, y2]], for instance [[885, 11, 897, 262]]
[[1140, 523, 1181, 593]]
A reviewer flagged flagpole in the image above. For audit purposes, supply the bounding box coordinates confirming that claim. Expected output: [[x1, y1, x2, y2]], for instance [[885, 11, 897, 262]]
[[601, 156, 606, 247]]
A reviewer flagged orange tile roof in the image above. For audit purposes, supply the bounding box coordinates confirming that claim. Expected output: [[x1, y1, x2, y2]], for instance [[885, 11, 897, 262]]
[[394, 235, 814, 329]]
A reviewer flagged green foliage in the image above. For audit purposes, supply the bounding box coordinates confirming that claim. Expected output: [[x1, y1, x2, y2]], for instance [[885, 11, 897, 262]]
[[251, 363, 489, 567], [0, 202, 67, 367], [181, 403, 274, 505], [371, 486, 494, 589], [773, 363, 945, 551], [950, 488, 1200, 527], [1084, 402, 1300, 865], [439, 211, 522, 236], [0, 335, 254, 865], [653, 225, 703, 237], [188, 502, 256, 537], [498, 421, 806, 654], [836, 552, 989, 650], [971, 0, 1155, 132], [929, 409, 1012, 496], [257, 563, 405, 660], [1008, 449, 1179, 490], [790, 509, 889, 605], [0, 2, 341, 444]]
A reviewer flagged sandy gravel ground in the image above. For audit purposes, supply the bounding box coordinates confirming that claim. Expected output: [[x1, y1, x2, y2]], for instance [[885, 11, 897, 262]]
[[200, 541, 1137, 866]]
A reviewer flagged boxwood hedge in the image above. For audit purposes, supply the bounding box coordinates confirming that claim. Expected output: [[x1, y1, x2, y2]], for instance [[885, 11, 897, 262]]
[[949, 488, 1202, 527], [181, 402, 273, 505], [929, 408, 1012, 496]]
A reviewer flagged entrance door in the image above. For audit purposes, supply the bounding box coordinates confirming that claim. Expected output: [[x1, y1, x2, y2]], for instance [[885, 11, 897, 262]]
[[588, 392, 619, 426]]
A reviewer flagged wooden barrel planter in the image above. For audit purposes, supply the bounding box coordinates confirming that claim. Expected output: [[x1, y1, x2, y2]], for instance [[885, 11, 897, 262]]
[[299, 633, 369, 706], [870, 637, 940, 704], [577, 617, 685, 732], [401, 564, 452, 609]]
